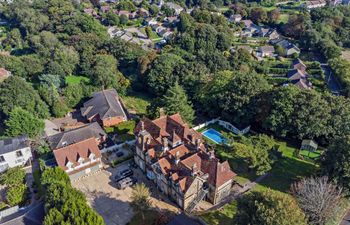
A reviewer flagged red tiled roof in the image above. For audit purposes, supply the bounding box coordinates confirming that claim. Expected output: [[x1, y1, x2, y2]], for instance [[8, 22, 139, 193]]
[[53, 138, 101, 171], [168, 145, 191, 159], [0, 68, 10, 79]]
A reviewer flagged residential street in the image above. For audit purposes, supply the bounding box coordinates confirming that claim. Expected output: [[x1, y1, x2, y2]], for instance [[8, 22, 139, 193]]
[[323, 64, 342, 95]]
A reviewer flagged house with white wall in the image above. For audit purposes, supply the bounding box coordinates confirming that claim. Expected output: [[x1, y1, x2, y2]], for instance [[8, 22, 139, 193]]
[[0, 135, 32, 173]]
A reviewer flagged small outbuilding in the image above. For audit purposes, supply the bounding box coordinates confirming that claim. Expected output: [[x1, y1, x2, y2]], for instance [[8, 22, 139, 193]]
[[300, 139, 318, 152]]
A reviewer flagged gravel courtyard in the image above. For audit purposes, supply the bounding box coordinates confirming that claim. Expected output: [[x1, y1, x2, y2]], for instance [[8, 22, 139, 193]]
[[72, 162, 179, 225]]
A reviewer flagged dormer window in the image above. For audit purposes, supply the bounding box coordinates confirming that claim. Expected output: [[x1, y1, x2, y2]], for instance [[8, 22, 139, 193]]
[[88, 149, 95, 160], [66, 159, 73, 169], [62, 141, 68, 146], [78, 156, 84, 164]]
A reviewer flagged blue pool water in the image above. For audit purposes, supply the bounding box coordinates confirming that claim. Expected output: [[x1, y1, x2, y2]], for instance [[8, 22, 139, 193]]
[[202, 129, 227, 144]]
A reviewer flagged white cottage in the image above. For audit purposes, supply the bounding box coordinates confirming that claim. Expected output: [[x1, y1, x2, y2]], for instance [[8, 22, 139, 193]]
[[0, 135, 32, 173]]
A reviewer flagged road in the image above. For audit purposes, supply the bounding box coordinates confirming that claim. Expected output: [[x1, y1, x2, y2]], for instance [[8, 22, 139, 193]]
[[322, 64, 342, 95]]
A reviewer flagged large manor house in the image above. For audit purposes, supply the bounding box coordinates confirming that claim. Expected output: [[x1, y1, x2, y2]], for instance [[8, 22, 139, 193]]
[[134, 114, 236, 211]]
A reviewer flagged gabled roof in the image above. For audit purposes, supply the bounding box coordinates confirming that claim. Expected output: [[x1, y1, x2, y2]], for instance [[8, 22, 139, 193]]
[[291, 78, 313, 90], [287, 69, 307, 81], [81, 89, 127, 120], [292, 58, 307, 71], [135, 114, 202, 145], [53, 138, 101, 171], [0, 135, 29, 155], [259, 45, 275, 53], [0, 68, 11, 80], [48, 122, 106, 150]]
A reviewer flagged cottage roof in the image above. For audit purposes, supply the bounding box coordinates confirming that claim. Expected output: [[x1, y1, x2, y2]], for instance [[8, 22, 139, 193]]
[[81, 89, 127, 120], [287, 69, 307, 81], [259, 45, 275, 53], [301, 139, 318, 149], [48, 122, 106, 150], [53, 138, 101, 171], [0, 135, 29, 155]]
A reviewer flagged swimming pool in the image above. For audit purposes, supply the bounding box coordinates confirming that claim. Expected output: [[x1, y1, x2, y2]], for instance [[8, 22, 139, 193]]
[[202, 129, 227, 144]]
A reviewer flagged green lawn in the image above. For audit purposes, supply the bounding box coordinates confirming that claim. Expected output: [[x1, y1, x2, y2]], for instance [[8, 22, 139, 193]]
[[200, 201, 237, 225], [199, 123, 318, 192], [122, 91, 152, 116], [252, 139, 318, 193], [65, 75, 90, 85], [105, 120, 136, 141]]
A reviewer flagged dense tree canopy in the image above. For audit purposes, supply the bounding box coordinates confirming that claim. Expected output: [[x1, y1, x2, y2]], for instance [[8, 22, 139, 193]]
[[5, 107, 44, 138], [235, 190, 307, 225], [41, 168, 104, 225], [321, 136, 350, 195], [0, 76, 49, 118]]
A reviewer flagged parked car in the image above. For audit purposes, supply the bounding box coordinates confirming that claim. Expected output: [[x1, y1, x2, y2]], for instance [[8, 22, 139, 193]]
[[114, 169, 133, 182], [116, 152, 124, 157], [116, 177, 137, 190]]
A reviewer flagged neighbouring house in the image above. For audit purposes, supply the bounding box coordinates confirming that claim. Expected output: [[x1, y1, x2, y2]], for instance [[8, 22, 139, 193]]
[[118, 10, 131, 18], [164, 16, 179, 26], [53, 138, 103, 180], [291, 78, 313, 90], [275, 40, 300, 56], [302, 0, 326, 9], [257, 45, 275, 57], [47, 122, 107, 150], [300, 139, 318, 152], [229, 14, 242, 23], [0, 67, 11, 82], [138, 8, 149, 18], [240, 20, 261, 37], [162, 31, 174, 40], [287, 69, 307, 81], [81, 89, 128, 127], [256, 28, 270, 37], [100, 5, 111, 13], [292, 58, 307, 71], [265, 29, 280, 40], [134, 114, 236, 211], [146, 18, 158, 26], [287, 69, 313, 90], [241, 19, 253, 28], [0, 135, 32, 173], [165, 2, 184, 15], [84, 8, 98, 17]]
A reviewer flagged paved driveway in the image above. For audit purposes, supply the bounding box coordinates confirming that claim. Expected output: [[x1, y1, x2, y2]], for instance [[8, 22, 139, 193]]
[[72, 163, 179, 225]]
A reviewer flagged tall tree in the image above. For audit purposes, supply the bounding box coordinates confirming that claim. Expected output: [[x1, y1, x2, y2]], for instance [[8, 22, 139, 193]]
[[162, 82, 195, 124], [0, 76, 49, 118], [91, 54, 129, 94], [291, 176, 342, 225], [235, 190, 307, 225], [5, 107, 44, 138], [321, 136, 350, 195], [130, 183, 151, 221]]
